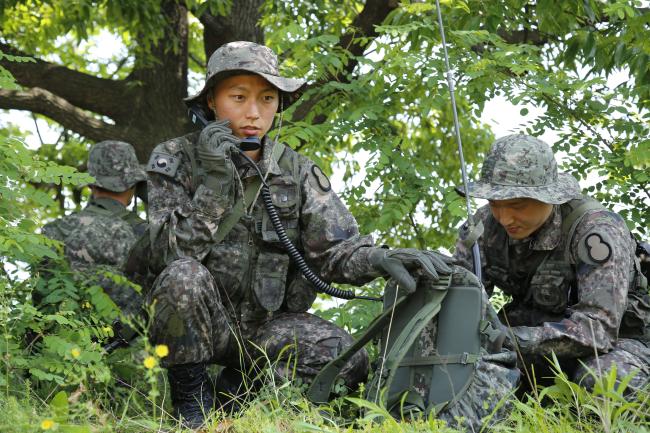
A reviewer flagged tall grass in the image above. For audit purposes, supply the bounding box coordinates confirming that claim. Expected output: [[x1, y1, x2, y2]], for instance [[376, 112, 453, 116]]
[[1, 347, 648, 433]]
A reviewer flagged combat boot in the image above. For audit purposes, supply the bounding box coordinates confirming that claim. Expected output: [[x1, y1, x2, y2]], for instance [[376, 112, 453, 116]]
[[168, 363, 214, 429]]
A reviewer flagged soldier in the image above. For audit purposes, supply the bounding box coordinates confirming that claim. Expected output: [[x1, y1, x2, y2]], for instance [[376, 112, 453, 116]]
[[145, 41, 453, 428], [454, 134, 650, 394], [42, 140, 147, 317]]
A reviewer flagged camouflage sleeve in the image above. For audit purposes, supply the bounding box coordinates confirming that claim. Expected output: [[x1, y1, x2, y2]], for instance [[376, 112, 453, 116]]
[[453, 206, 493, 294], [298, 160, 381, 285], [512, 210, 634, 358], [147, 139, 230, 265]]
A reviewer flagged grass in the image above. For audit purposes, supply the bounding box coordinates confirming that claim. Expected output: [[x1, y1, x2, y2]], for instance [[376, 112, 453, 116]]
[[1, 350, 648, 433]]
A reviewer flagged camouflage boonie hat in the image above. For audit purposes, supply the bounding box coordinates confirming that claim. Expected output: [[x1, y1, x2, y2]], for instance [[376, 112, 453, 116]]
[[184, 41, 306, 114], [87, 140, 147, 192], [463, 134, 581, 204]]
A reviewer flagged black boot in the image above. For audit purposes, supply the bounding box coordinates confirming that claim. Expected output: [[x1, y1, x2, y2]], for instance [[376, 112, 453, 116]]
[[213, 367, 245, 414], [168, 363, 214, 429]]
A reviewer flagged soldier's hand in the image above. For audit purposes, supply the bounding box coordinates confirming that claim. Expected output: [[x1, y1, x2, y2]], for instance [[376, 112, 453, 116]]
[[196, 120, 239, 196], [369, 247, 454, 293], [197, 119, 240, 164]]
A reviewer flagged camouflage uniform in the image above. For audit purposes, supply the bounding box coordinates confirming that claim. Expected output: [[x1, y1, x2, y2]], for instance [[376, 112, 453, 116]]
[[147, 43, 455, 429], [454, 134, 650, 392], [146, 132, 378, 387], [42, 140, 147, 316]]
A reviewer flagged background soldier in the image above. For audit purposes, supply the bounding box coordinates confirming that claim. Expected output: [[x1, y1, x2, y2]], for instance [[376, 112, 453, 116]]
[[41, 140, 147, 317], [454, 134, 650, 393], [145, 41, 453, 428]]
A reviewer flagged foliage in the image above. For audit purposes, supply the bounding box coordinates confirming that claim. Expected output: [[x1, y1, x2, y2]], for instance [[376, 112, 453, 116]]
[[0, 1, 649, 432]]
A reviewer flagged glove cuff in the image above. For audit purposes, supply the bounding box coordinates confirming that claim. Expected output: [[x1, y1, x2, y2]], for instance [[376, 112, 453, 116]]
[[368, 247, 389, 268]]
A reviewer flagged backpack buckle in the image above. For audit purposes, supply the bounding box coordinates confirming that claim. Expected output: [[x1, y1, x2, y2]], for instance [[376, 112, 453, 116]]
[[460, 352, 470, 364]]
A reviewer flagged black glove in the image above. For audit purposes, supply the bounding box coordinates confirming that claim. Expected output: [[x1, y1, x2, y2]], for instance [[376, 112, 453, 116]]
[[369, 247, 454, 293], [196, 120, 240, 195]]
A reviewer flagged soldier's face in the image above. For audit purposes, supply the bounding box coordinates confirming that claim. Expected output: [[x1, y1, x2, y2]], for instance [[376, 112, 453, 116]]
[[208, 74, 279, 139], [488, 198, 554, 240]]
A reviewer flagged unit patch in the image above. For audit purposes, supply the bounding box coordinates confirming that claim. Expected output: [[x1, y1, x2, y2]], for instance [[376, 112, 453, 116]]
[[579, 232, 612, 265], [309, 165, 331, 192], [147, 151, 181, 177]]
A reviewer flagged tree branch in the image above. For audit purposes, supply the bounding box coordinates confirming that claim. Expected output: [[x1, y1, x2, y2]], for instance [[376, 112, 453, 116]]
[[0, 87, 127, 142], [291, 0, 399, 124], [196, 0, 265, 57], [0, 41, 131, 119]]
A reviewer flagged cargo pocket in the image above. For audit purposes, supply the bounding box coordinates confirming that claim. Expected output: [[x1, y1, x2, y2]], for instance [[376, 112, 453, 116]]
[[284, 274, 317, 313], [261, 176, 299, 244], [253, 251, 289, 312], [205, 235, 250, 304], [529, 268, 569, 314]]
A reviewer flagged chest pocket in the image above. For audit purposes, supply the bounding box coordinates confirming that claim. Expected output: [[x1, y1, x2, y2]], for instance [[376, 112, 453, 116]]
[[528, 260, 574, 314], [485, 265, 526, 298], [260, 175, 300, 244]]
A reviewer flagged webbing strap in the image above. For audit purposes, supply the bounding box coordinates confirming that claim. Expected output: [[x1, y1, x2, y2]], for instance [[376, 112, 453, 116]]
[[307, 295, 411, 404], [377, 288, 449, 408], [182, 139, 201, 195], [561, 199, 604, 262], [213, 143, 285, 244], [399, 352, 480, 367]]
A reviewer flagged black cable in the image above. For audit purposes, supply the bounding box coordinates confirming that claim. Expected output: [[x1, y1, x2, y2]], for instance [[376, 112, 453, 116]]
[[187, 108, 381, 302], [237, 149, 381, 302]]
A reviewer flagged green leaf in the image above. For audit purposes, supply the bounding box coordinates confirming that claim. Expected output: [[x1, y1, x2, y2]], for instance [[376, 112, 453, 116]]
[[50, 391, 69, 421]]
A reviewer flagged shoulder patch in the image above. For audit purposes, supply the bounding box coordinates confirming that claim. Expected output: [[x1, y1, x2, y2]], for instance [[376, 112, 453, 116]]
[[147, 151, 181, 177], [578, 232, 612, 265], [309, 165, 331, 193]]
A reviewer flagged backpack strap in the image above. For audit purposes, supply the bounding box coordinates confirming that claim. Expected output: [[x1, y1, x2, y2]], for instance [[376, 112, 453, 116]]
[[561, 199, 604, 262], [307, 276, 451, 405], [213, 142, 285, 244], [307, 294, 412, 404], [378, 288, 449, 414]]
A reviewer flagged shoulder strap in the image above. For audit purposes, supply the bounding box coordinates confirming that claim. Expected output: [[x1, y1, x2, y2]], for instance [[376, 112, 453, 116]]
[[374, 288, 449, 408], [181, 140, 201, 195], [307, 276, 451, 405], [213, 142, 286, 244], [562, 198, 605, 262], [307, 294, 411, 404]]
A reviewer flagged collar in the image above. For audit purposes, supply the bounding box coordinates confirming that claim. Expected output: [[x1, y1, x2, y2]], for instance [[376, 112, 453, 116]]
[[234, 135, 283, 179], [88, 196, 128, 213], [508, 205, 562, 251]]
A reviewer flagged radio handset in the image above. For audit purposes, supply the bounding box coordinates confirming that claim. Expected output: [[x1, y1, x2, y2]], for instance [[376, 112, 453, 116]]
[[188, 105, 261, 151], [186, 105, 378, 302]]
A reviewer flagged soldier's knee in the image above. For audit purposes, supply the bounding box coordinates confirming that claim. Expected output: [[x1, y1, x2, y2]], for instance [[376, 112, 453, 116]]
[[150, 258, 216, 301]]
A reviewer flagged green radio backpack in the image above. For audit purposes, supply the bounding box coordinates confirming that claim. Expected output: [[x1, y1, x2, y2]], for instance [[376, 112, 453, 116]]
[[308, 266, 520, 430]]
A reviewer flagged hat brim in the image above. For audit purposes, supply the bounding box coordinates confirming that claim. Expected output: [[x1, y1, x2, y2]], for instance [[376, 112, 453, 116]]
[[184, 69, 306, 112], [461, 172, 581, 205], [90, 168, 148, 193]]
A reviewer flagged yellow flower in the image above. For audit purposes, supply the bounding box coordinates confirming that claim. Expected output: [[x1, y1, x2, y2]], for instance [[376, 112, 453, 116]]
[[71, 348, 81, 359], [154, 344, 169, 358], [143, 356, 157, 369], [41, 419, 54, 430]]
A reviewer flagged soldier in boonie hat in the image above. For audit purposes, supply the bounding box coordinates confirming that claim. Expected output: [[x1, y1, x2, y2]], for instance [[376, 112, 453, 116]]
[[146, 39, 455, 430], [462, 134, 581, 204], [453, 133, 650, 398], [185, 40, 306, 118], [88, 140, 147, 193]]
